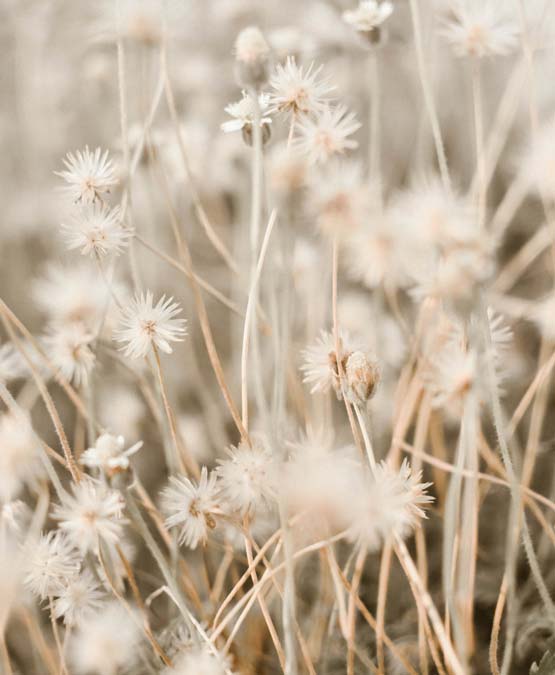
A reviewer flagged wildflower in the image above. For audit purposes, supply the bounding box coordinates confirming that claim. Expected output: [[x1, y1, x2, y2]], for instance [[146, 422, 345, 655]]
[[308, 160, 371, 238], [55, 146, 118, 203], [1, 500, 30, 536], [0, 412, 42, 502], [53, 477, 126, 554], [343, 1, 394, 44], [0, 342, 24, 384], [234, 26, 271, 89], [440, 0, 519, 58], [161, 467, 219, 549], [114, 291, 187, 359], [268, 56, 334, 117], [295, 104, 360, 164], [69, 601, 142, 675], [43, 322, 95, 386], [33, 263, 125, 333], [221, 91, 272, 145], [61, 202, 131, 257], [53, 569, 106, 626], [348, 459, 433, 550], [268, 142, 308, 198], [24, 531, 80, 600], [301, 329, 378, 403], [216, 440, 277, 516], [80, 433, 143, 476], [161, 645, 234, 675]]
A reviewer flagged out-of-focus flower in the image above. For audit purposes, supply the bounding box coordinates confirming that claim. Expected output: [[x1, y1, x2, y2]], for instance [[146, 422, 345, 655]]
[[24, 531, 80, 600], [234, 26, 271, 89], [161, 645, 234, 675], [308, 160, 372, 238], [61, 203, 131, 257], [295, 104, 360, 163], [55, 146, 118, 204], [440, 0, 519, 58], [80, 433, 143, 476], [43, 322, 95, 386], [347, 459, 433, 549], [216, 439, 277, 516], [221, 91, 272, 139], [0, 413, 42, 502], [53, 569, 106, 626], [114, 291, 187, 359], [69, 601, 142, 675], [268, 56, 334, 117], [161, 467, 219, 549], [98, 384, 145, 442], [53, 478, 126, 555], [521, 119, 555, 201], [0, 342, 25, 385], [343, 1, 394, 39]]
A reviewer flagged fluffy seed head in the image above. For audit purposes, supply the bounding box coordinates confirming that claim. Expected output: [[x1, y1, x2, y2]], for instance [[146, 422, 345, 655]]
[[55, 146, 118, 203], [24, 531, 80, 600]]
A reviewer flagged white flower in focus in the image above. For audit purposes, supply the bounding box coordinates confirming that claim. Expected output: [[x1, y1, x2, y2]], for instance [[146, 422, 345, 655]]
[[343, 1, 394, 32], [161, 646, 233, 675], [24, 531, 80, 600], [114, 291, 187, 359], [440, 0, 519, 58], [295, 105, 360, 164], [43, 322, 95, 386], [53, 478, 126, 554], [268, 56, 334, 117], [216, 440, 277, 516], [69, 601, 142, 675], [80, 433, 143, 475], [53, 569, 106, 626], [55, 146, 118, 203], [161, 467, 219, 549], [0, 413, 42, 502], [345, 350, 381, 404], [61, 203, 131, 257], [221, 91, 272, 133], [348, 459, 433, 550]]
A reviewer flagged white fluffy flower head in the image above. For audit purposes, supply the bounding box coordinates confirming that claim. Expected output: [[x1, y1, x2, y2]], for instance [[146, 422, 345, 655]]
[[53, 569, 106, 626], [343, 1, 394, 32], [43, 322, 95, 387], [269, 56, 335, 117], [295, 105, 360, 164], [55, 146, 118, 203], [221, 91, 272, 133], [53, 477, 126, 554], [114, 291, 187, 359], [161, 467, 219, 549], [61, 202, 131, 257], [24, 531, 80, 600], [80, 433, 143, 476]]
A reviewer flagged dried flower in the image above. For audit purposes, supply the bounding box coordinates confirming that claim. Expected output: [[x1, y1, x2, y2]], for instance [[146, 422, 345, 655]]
[[24, 531, 80, 600], [61, 202, 131, 257], [55, 146, 118, 203], [161, 467, 219, 549], [80, 433, 143, 476], [268, 56, 334, 117], [234, 26, 271, 89], [114, 291, 187, 359], [295, 104, 360, 164], [53, 569, 106, 626], [343, 1, 394, 44], [43, 322, 95, 386]]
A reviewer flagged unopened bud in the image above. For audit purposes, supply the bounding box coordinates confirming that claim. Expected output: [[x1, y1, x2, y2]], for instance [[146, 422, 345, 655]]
[[234, 26, 271, 89]]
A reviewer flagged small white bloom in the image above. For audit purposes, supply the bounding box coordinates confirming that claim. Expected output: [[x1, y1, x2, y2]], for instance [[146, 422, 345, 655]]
[[114, 291, 187, 359], [0, 413, 42, 502], [161, 467, 219, 549], [81, 433, 143, 475], [343, 1, 394, 32], [53, 569, 106, 626], [268, 56, 335, 117], [348, 459, 433, 550], [69, 601, 142, 675], [440, 0, 519, 58], [216, 440, 277, 516], [221, 91, 272, 133], [300, 329, 361, 397], [55, 146, 118, 203], [0, 342, 24, 384], [161, 645, 234, 675], [43, 322, 95, 386], [294, 105, 361, 164], [61, 202, 131, 257], [53, 477, 126, 554], [24, 531, 80, 600]]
